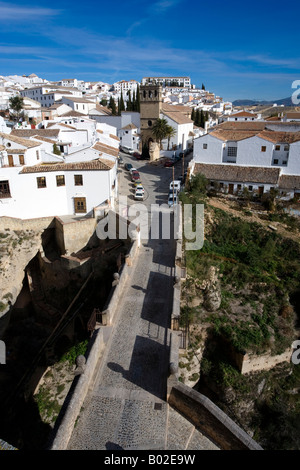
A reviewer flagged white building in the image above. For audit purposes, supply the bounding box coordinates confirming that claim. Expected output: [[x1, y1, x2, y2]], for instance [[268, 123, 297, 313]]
[[142, 76, 191, 88], [159, 104, 194, 152], [0, 130, 118, 219], [191, 121, 300, 198], [20, 86, 83, 108], [61, 96, 96, 115]]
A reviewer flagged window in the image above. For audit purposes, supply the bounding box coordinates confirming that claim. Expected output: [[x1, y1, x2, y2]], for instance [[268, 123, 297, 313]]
[[148, 120, 152, 127], [237, 184, 242, 190], [275, 145, 280, 151], [282, 160, 287, 165], [248, 185, 253, 191], [227, 147, 237, 157], [0, 180, 11, 198], [74, 197, 86, 213], [36, 151, 40, 160], [203, 143, 208, 149], [74, 174, 83, 186], [273, 159, 279, 165], [19, 155, 24, 165], [284, 145, 289, 151], [56, 175, 65, 186], [261, 146, 266, 152], [37, 177, 46, 188]]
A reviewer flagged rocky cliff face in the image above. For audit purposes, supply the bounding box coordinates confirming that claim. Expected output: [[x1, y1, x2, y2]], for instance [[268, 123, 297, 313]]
[[0, 228, 43, 317]]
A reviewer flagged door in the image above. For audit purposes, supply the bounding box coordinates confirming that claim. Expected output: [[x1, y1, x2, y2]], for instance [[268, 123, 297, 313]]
[[228, 183, 234, 194], [8, 155, 14, 167], [258, 186, 264, 196], [74, 197, 86, 214]]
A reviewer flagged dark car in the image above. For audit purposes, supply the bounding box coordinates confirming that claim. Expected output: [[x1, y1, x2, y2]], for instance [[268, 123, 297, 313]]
[[125, 163, 133, 171], [131, 170, 140, 181], [133, 152, 142, 159]]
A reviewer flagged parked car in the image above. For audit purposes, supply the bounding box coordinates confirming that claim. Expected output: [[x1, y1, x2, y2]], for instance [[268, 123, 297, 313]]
[[164, 159, 175, 167], [129, 167, 137, 174], [168, 194, 178, 208], [125, 163, 133, 171], [118, 156, 124, 164], [169, 180, 181, 193], [131, 171, 141, 183], [135, 184, 145, 194], [134, 189, 144, 200], [120, 145, 134, 154], [133, 151, 142, 159]]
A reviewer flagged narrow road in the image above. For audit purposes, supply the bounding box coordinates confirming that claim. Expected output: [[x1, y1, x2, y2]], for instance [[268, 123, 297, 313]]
[[66, 153, 218, 450]]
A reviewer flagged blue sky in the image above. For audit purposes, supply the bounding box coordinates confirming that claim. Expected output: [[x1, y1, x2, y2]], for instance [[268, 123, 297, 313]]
[[0, 0, 299, 101]]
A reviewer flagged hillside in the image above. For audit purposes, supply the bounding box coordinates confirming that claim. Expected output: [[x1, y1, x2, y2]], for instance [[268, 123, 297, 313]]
[[232, 97, 295, 107], [178, 177, 300, 450]]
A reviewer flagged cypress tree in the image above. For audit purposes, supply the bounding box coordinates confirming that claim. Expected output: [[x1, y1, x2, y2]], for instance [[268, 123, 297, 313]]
[[119, 91, 125, 115], [200, 109, 205, 128], [136, 84, 140, 112], [108, 96, 117, 115], [127, 90, 132, 111]]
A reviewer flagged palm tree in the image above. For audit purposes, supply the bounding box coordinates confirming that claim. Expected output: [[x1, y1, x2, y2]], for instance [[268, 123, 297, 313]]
[[151, 118, 169, 149], [165, 125, 176, 150]]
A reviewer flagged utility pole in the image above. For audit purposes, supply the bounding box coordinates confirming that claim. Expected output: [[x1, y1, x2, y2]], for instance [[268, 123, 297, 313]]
[[172, 165, 175, 204], [182, 134, 185, 184]]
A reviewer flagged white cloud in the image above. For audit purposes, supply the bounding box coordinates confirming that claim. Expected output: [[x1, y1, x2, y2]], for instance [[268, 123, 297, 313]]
[[0, 2, 61, 20]]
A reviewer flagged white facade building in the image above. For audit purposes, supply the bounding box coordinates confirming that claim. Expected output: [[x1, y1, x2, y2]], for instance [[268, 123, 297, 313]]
[[0, 129, 118, 219], [192, 121, 300, 198]]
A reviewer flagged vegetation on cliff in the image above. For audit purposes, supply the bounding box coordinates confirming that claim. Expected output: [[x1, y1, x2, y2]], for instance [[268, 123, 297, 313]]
[[179, 174, 300, 449]]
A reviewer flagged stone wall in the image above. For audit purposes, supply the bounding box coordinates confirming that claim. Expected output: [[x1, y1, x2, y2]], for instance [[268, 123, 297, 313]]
[[55, 217, 97, 255], [167, 379, 263, 450], [0, 215, 55, 232], [48, 214, 140, 449], [49, 326, 107, 450], [235, 349, 292, 375]]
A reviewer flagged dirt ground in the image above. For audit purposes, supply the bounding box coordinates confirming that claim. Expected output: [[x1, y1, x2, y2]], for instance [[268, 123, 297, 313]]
[[207, 196, 300, 243]]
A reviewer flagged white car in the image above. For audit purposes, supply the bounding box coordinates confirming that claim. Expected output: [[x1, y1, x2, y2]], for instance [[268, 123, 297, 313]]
[[134, 189, 144, 200], [169, 180, 181, 193], [120, 145, 134, 155], [135, 184, 145, 194], [129, 167, 137, 174], [168, 194, 178, 208]]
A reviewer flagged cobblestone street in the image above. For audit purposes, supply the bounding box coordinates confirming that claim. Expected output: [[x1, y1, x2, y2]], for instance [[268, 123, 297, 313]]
[[67, 154, 219, 450]]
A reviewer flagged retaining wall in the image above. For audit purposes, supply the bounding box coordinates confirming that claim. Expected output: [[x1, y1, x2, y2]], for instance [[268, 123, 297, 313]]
[[167, 334, 262, 450], [49, 326, 107, 450], [48, 215, 140, 449]]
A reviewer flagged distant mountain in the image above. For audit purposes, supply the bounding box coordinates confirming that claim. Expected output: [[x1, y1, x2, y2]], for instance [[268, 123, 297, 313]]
[[232, 97, 294, 107]]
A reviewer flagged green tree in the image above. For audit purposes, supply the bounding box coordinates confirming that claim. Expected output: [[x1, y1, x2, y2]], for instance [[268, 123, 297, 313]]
[[119, 91, 125, 115], [151, 118, 169, 149], [100, 98, 107, 106], [108, 96, 117, 115], [202, 83, 205, 90], [135, 84, 140, 112], [165, 125, 176, 150], [53, 143, 61, 155], [9, 95, 24, 122], [127, 90, 132, 111]]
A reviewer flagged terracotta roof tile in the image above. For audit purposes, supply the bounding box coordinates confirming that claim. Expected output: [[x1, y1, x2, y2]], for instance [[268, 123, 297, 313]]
[[194, 163, 280, 184], [0, 131, 41, 149], [278, 175, 300, 190], [20, 158, 115, 174]]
